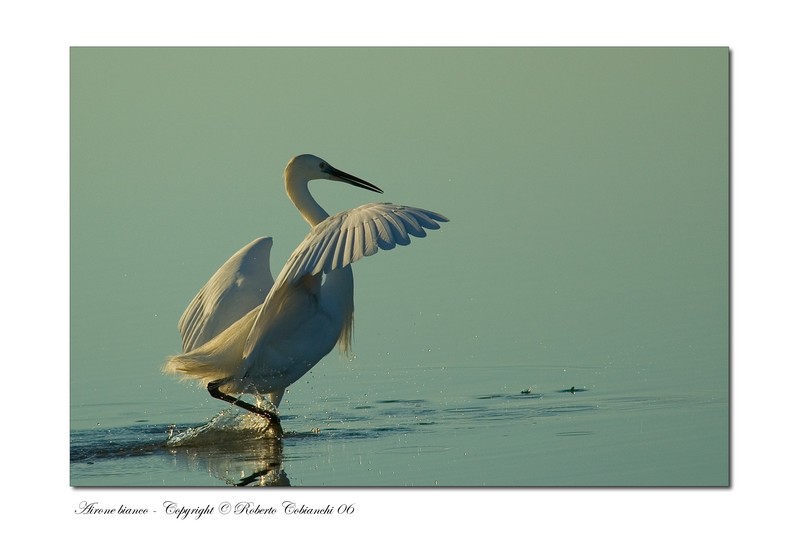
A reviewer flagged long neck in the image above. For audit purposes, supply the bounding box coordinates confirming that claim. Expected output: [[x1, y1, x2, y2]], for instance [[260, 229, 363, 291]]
[[285, 177, 329, 227]]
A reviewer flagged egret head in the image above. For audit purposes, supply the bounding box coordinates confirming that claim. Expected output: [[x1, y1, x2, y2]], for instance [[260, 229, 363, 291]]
[[285, 154, 383, 193]]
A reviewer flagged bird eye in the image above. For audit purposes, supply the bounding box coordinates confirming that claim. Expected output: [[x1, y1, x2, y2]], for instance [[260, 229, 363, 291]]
[[319, 162, 325, 169]]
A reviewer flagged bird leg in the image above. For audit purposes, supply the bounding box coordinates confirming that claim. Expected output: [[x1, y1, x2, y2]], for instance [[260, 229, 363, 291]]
[[207, 380, 284, 437]]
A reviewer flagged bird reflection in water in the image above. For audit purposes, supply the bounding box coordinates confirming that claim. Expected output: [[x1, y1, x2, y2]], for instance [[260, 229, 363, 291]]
[[165, 411, 292, 486]]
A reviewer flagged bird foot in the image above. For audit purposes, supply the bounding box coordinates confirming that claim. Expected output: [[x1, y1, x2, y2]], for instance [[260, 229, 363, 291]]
[[207, 381, 284, 437]]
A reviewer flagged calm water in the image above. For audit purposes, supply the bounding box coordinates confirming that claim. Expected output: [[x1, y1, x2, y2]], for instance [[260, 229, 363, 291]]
[[70, 360, 727, 486], [70, 47, 729, 487]]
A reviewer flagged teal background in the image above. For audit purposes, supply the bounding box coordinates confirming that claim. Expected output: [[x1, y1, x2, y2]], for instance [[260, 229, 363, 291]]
[[70, 47, 728, 486]]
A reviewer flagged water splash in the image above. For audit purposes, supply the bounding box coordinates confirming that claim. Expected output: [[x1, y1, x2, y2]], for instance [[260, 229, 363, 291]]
[[167, 409, 281, 447]]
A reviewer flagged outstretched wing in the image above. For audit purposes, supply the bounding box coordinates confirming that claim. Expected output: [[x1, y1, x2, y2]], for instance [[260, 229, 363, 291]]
[[242, 202, 448, 356], [281, 202, 449, 285], [179, 236, 274, 352]]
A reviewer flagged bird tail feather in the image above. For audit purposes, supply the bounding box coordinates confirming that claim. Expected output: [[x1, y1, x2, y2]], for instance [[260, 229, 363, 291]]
[[162, 350, 238, 386], [163, 308, 258, 386]]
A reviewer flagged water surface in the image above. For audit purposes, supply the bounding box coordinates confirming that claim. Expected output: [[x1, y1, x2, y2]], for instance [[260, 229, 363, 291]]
[[70, 47, 729, 487], [71, 362, 727, 486]]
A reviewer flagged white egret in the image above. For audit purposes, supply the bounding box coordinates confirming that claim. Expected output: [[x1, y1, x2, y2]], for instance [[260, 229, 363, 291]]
[[163, 154, 447, 436]]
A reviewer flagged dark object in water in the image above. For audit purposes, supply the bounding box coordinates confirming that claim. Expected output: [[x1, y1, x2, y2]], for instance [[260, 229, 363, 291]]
[[207, 380, 284, 438]]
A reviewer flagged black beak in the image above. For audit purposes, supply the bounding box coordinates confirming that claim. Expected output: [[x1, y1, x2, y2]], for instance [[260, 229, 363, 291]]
[[327, 165, 384, 194]]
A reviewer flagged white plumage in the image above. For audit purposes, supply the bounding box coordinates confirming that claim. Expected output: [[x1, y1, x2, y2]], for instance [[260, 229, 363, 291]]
[[163, 154, 447, 427], [178, 236, 274, 353], [282, 202, 446, 283]]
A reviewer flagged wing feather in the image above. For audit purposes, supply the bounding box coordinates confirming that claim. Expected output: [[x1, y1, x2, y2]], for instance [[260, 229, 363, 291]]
[[242, 203, 447, 356], [352, 220, 364, 262], [312, 228, 339, 276], [384, 210, 411, 245], [413, 209, 444, 229], [362, 217, 379, 256], [394, 209, 426, 237], [178, 237, 274, 352], [288, 202, 446, 285], [343, 222, 356, 265], [373, 215, 396, 250]]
